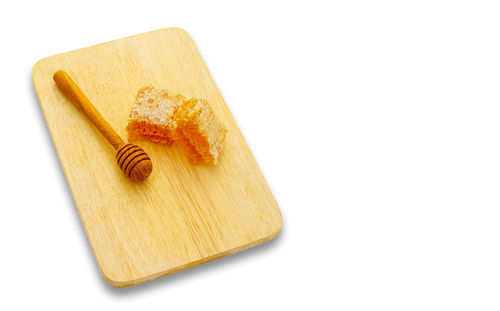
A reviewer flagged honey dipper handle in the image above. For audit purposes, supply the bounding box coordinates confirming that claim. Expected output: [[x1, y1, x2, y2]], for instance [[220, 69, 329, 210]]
[[53, 70, 124, 150]]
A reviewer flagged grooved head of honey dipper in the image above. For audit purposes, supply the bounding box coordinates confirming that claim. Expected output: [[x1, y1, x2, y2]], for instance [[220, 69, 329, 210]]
[[116, 144, 153, 182]]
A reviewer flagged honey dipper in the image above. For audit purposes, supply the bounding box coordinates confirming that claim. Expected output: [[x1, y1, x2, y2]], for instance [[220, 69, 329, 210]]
[[53, 70, 152, 182]]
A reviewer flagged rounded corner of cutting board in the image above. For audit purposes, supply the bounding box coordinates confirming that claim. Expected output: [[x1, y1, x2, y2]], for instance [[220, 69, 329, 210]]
[[164, 26, 191, 37], [101, 272, 131, 288], [269, 216, 283, 241], [101, 274, 144, 288], [99, 264, 156, 288], [160, 27, 197, 48], [32, 57, 51, 87]]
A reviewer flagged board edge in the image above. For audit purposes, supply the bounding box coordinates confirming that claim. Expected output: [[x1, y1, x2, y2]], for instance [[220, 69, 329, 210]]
[[104, 219, 282, 288]]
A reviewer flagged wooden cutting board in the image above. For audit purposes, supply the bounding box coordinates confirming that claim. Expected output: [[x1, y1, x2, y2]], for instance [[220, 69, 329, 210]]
[[32, 28, 281, 287]]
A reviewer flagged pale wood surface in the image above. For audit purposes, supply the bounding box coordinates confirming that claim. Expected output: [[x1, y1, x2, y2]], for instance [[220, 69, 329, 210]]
[[53, 70, 125, 149], [32, 28, 281, 287], [53, 71, 152, 182]]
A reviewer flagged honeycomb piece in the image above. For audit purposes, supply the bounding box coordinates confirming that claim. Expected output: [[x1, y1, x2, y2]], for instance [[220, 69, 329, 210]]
[[171, 98, 227, 165], [126, 86, 184, 145]]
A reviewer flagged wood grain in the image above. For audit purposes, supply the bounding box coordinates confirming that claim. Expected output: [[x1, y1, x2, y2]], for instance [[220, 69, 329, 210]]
[[32, 28, 281, 287], [53, 70, 152, 182], [53, 70, 124, 149]]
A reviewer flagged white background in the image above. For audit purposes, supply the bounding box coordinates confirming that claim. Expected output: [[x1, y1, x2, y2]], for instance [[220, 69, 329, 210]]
[[2, 0, 500, 309]]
